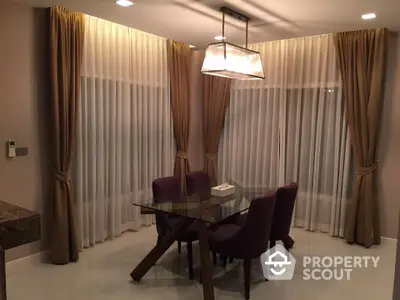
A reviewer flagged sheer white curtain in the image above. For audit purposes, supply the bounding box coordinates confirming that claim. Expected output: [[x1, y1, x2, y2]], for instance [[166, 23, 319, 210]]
[[75, 15, 174, 249], [219, 40, 286, 188], [219, 34, 351, 237]]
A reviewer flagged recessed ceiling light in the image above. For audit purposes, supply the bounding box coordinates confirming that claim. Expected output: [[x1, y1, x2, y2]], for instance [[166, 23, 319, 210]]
[[116, 0, 134, 7], [214, 36, 226, 41], [362, 13, 376, 20]]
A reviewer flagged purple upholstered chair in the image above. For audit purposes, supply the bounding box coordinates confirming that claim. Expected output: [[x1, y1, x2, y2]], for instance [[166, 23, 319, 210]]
[[269, 182, 298, 249], [152, 176, 199, 280], [186, 171, 211, 199], [232, 182, 298, 250], [207, 192, 276, 299], [152, 176, 181, 239]]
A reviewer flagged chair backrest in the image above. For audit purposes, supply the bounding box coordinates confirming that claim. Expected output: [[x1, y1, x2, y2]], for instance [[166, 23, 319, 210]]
[[270, 182, 298, 241], [237, 192, 276, 259], [152, 176, 181, 204], [152, 176, 181, 237], [186, 171, 211, 199]]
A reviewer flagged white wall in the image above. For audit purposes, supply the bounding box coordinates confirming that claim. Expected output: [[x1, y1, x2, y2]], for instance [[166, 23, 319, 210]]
[[0, 1, 50, 261]]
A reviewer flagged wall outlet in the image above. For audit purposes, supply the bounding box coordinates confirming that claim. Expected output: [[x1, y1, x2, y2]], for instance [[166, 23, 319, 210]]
[[16, 147, 29, 157]]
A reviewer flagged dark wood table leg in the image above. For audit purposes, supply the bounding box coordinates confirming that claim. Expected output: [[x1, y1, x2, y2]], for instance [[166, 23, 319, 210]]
[[198, 221, 215, 300], [130, 217, 193, 281], [0, 247, 6, 300]]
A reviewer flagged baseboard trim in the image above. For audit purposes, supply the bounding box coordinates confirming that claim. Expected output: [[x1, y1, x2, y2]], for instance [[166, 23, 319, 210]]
[[381, 236, 398, 242], [6, 250, 49, 275]]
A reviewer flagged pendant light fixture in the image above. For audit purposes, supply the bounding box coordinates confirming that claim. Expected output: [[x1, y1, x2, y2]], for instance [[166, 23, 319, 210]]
[[201, 7, 265, 80]]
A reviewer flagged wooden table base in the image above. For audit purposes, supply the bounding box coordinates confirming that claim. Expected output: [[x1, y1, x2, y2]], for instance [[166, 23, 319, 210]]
[[130, 217, 193, 281], [198, 221, 215, 300], [130, 218, 216, 300]]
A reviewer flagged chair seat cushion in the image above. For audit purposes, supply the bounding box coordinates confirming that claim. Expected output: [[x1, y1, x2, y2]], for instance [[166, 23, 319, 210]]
[[208, 224, 242, 244], [165, 216, 199, 242], [233, 213, 247, 226], [218, 213, 247, 226]]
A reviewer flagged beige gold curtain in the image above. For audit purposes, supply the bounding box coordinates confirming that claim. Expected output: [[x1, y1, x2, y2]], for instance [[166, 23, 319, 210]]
[[167, 40, 191, 189], [49, 6, 85, 264], [203, 75, 231, 186], [334, 28, 388, 247]]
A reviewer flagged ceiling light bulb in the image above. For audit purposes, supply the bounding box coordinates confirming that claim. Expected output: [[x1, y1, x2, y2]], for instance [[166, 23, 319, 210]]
[[362, 13, 376, 20], [214, 36, 226, 41], [116, 0, 134, 7]]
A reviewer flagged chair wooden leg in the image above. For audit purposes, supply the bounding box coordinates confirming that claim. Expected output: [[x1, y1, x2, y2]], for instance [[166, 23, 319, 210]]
[[187, 242, 194, 280], [244, 259, 251, 300], [212, 252, 217, 266], [221, 255, 227, 268], [285, 236, 295, 249], [229, 257, 234, 263], [177, 241, 182, 254], [284, 236, 294, 251], [157, 235, 162, 244]]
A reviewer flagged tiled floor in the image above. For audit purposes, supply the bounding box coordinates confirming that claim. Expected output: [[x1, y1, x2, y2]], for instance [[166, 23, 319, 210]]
[[6, 227, 396, 300]]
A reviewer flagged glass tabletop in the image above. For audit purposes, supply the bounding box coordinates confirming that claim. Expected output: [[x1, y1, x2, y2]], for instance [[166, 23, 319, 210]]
[[132, 180, 277, 224]]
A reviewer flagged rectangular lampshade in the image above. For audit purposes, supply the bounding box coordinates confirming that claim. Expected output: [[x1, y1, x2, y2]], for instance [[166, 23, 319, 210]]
[[201, 42, 264, 80]]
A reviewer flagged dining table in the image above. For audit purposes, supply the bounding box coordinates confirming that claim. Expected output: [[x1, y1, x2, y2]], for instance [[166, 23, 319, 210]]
[[130, 181, 285, 300]]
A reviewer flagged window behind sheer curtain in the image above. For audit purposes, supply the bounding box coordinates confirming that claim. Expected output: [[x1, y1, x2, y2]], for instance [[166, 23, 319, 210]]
[[284, 87, 350, 197], [74, 15, 174, 249], [219, 35, 351, 236], [219, 87, 283, 187]]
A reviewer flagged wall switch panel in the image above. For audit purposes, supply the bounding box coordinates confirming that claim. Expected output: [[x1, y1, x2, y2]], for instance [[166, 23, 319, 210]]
[[7, 140, 16, 158]]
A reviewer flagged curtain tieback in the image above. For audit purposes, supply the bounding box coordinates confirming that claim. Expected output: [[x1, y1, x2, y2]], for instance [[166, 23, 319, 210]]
[[177, 151, 188, 159], [206, 153, 217, 161], [55, 169, 71, 183], [357, 164, 377, 176]]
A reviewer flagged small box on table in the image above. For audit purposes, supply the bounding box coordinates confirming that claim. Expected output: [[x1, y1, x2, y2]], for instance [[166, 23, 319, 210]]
[[211, 184, 236, 197]]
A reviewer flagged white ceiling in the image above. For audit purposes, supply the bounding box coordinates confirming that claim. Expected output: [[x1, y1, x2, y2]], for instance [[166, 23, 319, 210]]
[[14, 0, 400, 47]]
